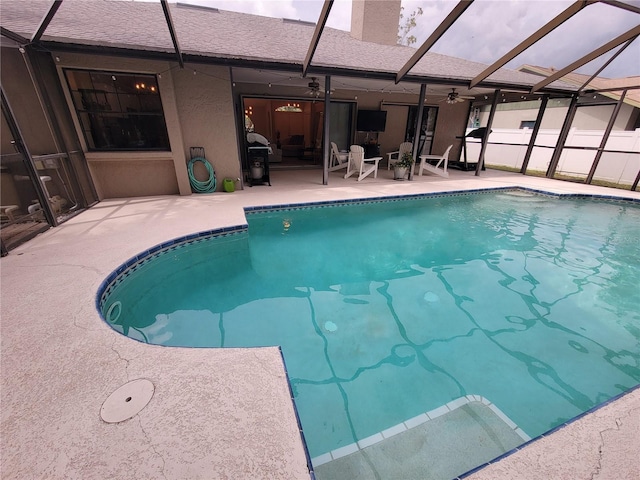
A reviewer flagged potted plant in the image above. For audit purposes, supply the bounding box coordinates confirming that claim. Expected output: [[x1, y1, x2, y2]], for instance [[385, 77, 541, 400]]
[[393, 152, 414, 180]]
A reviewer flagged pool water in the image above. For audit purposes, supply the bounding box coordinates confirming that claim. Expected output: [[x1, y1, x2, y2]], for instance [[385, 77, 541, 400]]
[[100, 191, 640, 465]]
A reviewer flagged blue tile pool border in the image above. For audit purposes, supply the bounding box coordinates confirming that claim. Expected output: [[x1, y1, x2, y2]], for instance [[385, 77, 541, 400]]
[[95, 224, 248, 313], [456, 383, 640, 479], [243, 185, 640, 215]]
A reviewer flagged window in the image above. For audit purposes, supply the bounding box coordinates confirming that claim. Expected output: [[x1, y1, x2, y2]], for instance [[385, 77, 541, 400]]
[[520, 120, 536, 129], [64, 69, 170, 151]]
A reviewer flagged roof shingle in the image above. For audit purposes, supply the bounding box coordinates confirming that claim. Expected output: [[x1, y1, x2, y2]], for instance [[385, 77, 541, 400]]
[[0, 0, 575, 91]]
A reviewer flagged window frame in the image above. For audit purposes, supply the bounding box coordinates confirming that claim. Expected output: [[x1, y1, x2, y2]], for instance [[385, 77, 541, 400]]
[[63, 68, 170, 152]]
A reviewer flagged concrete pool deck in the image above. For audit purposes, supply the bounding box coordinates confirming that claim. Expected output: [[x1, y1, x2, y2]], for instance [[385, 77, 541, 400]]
[[1, 168, 639, 479]]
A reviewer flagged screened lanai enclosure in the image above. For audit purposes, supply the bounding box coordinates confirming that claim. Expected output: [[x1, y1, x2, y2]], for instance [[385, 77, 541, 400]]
[[1, 0, 639, 253]]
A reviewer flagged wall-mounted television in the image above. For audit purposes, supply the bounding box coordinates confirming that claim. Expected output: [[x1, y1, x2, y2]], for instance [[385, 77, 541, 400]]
[[356, 110, 387, 132]]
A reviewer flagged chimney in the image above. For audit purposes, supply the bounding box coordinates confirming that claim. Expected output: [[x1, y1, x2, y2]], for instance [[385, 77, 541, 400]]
[[350, 0, 402, 46]]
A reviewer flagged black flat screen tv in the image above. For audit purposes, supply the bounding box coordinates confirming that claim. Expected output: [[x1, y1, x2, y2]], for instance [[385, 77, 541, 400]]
[[356, 110, 387, 132]]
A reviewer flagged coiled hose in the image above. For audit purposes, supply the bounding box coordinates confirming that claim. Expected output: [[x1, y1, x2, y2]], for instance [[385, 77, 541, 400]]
[[187, 156, 216, 193]]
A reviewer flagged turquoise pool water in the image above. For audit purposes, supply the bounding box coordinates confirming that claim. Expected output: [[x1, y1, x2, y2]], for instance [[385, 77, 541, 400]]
[[100, 190, 640, 463]]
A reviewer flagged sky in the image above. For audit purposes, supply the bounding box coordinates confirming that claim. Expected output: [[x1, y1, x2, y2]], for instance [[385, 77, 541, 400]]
[[176, 0, 640, 79]]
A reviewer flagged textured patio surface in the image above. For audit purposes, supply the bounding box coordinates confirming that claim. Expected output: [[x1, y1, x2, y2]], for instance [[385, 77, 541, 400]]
[[1, 168, 639, 479]]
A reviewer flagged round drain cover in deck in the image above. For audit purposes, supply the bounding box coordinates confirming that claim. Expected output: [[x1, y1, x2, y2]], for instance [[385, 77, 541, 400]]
[[100, 378, 155, 423]]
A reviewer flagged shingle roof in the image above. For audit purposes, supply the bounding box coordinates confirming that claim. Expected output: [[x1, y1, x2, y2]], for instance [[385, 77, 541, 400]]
[[519, 65, 640, 107], [0, 0, 575, 92]]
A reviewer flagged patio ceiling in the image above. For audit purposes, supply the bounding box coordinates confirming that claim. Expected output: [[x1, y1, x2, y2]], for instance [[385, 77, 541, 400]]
[[230, 67, 500, 101], [0, 0, 638, 98]]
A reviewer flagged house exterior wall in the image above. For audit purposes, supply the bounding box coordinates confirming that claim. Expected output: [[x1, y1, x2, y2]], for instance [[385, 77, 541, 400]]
[[51, 53, 239, 199], [429, 99, 468, 161], [171, 65, 240, 187], [339, 90, 468, 161]]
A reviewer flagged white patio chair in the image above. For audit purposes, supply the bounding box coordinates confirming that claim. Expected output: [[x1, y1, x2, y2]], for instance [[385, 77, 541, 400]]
[[329, 142, 349, 172], [344, 145, 382, 181], [387, 142, 413, 170], [417, 144, 453, 178]]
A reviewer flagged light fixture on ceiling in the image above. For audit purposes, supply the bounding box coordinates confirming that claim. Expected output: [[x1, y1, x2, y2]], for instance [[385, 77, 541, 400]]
[[135, 82, 157, 92], [275, 103, 302, 112]]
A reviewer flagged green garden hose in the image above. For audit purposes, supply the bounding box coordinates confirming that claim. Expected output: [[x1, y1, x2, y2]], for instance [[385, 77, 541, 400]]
[[187, 156, 216, 193]]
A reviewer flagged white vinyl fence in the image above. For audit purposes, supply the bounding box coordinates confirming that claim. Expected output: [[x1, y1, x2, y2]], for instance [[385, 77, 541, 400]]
[[465, 128, 640, 187]]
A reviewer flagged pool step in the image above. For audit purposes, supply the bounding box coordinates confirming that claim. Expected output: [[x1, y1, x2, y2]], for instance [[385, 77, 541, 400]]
[[312, 395, 530, 480]]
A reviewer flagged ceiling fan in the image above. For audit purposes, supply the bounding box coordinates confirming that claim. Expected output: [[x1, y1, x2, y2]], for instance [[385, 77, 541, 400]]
[[305, 77, 334, 98], [439, 88, 475, 104], [306, 77, 322, 97]]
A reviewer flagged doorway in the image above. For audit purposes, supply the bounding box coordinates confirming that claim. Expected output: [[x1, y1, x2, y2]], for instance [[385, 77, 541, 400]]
[[242, 97, 355, 169]]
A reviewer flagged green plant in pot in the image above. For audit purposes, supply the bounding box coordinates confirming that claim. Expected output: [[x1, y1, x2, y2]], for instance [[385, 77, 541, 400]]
[[393, 151, 414, 180]]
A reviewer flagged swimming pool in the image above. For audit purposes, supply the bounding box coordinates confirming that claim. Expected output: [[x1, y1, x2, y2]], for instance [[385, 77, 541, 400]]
[[98, 188, 640, 478]]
